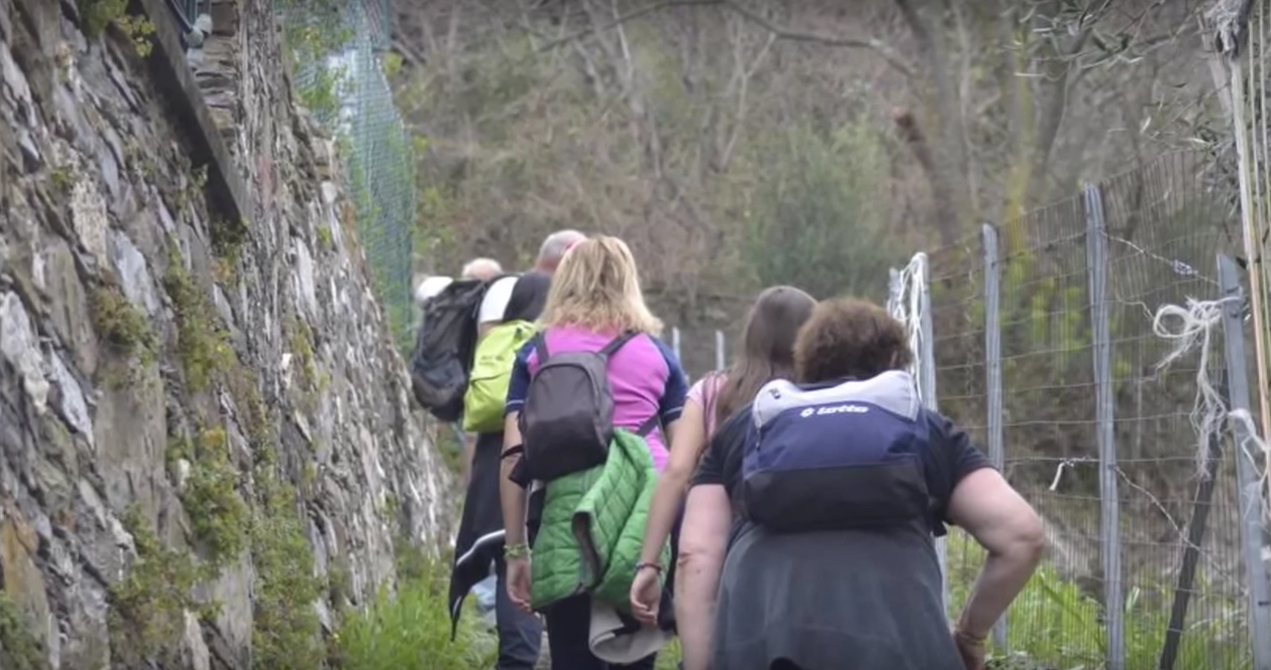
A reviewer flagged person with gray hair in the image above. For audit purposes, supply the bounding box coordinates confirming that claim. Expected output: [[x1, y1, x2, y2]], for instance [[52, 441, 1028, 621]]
[[463, 257, 505, 281], [534, 229, 586, 274]]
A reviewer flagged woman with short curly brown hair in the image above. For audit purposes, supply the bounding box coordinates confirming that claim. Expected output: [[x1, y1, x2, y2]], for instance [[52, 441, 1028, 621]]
[[791, 296, 913, 383], [690, 297, 1044, 670]]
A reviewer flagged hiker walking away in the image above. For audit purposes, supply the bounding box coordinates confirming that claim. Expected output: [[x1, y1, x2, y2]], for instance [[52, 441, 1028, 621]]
[[693, 298, 1044, 670], [464, 257, 505, 282], [629, 286, 816, 670], [499, 236, 689, 670], [458, 256, 510, 487], [458, 236, 583, 491], [446, 232, 584, 670]]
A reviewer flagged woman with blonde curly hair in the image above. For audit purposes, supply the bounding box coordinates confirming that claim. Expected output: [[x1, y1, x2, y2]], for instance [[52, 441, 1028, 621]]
[[499, 236, 688, 670]]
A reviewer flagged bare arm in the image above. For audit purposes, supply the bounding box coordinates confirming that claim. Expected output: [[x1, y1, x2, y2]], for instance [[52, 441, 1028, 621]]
[[638, 401, 707, 565], [947, 468, 1045, 638], [500, 413, 530, 548], [675, 483, 731, 670]]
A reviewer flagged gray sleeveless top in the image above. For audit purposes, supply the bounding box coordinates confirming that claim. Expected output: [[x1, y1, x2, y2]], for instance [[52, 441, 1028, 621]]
[[710, 524, 963, 670]]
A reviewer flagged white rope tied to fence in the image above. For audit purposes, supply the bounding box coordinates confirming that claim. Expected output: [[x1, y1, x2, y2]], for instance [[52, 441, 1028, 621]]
[[888, 253, 929, 402], [1151, 298, 1269, 511]]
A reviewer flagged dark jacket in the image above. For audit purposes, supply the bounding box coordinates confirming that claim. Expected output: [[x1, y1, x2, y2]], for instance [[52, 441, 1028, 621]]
[[446, 271, 552, 636]]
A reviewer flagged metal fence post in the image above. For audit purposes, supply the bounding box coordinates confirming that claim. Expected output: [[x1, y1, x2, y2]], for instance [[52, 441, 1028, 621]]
[[911, 252, 947, 613], [672, 327, 682, 363], [889, 258, 946, 612], [981, 223, 1008, 650], [715, 330, 726, 371], [1217, 254, 1271, 670], [1083, 183, 1124, 670]]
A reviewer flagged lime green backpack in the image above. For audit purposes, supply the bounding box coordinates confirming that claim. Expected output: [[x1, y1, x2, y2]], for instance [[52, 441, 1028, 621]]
[[463, 320, 536, 433]]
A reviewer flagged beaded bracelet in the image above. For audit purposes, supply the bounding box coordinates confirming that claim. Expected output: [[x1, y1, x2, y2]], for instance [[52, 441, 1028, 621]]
[[634, 561, 663, 574], [504, 543, 531, 559]]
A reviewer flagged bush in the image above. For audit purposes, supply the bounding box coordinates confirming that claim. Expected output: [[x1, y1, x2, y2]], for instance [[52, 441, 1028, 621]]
[[332, 559, 496, 670], [944, 531, 1250, 670], [743, 119, 900, 301]]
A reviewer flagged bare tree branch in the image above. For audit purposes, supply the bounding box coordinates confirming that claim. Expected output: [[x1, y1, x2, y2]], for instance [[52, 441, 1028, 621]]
[[536, 0, 722, 52], [716, 0, 913, 77], [533, 0, 913, 77]]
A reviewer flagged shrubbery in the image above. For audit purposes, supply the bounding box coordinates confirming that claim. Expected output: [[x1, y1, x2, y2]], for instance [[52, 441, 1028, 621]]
[[945, 531, 1250, 670]]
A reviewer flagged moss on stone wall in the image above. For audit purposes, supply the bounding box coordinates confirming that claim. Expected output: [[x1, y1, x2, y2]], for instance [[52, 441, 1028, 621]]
[[249, 462, 326, 670], [107, 508, 216, 665], [167, 426, 250, 567], [90, 286, 156, 356], [0, 594, 48, 670], [163, 243, 234, 392]]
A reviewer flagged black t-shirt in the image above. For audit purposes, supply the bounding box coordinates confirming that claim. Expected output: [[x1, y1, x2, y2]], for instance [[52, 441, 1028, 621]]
[[690, 405, 993, 534]]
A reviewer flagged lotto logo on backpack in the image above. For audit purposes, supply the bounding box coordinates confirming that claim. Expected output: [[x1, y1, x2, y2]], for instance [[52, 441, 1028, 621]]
[[798, 404, 869, 418], [741, 371, 933, 534]]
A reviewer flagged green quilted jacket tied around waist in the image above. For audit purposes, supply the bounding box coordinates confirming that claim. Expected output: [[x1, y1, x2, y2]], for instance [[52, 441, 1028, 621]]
[[530, 428, 670, 613]]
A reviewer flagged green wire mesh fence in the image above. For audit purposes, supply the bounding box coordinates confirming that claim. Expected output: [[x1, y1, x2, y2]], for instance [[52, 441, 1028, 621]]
[[278, 0, 415, 352]]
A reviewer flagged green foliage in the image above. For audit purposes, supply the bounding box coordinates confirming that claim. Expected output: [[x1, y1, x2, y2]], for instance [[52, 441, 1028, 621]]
[[91, 286, 157, 356], [109, 507, 217, 665], [289, 317, 319, 388], [210, 215, 248, 284], [298, 63, 350, 120], [250, 465, 326, 670], [743, 120, 899, 300], [279, 4, 354, 120], [79, 0, 154, 56], [317, 225, 334, 250], [48, 166, 74, 193], [381, 52, 404, 79], [944, 531, 1249, 670], [330, 556, 496, 670], [0, 594, 47, 670], [168, 426, 250, 566], [163, 245, 235, 392]]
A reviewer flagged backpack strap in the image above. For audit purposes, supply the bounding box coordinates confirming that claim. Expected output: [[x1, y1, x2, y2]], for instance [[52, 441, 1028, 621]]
[[598, 330, 640, 358], [531, 331, 549, 361], [635, 414, 661, 437]]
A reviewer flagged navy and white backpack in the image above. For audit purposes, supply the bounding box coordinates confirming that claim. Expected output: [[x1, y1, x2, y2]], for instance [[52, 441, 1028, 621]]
[[740, 371, 935, 533]]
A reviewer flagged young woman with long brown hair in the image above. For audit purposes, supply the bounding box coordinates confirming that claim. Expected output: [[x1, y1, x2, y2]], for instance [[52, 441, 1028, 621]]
[[628, 286, 817, 670]]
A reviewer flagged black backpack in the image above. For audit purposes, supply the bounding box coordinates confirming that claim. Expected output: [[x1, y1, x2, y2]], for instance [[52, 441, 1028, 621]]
[[409, 276, 511, 422], [513, 331, 658, 482]]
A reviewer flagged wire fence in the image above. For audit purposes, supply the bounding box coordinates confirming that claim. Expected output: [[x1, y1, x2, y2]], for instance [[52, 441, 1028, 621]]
[[889, 150, 1271, 670], [277, 0, 415, 351]]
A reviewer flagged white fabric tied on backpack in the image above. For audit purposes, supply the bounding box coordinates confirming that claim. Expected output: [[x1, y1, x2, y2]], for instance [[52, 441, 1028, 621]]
[[588, 600, 673, 664]]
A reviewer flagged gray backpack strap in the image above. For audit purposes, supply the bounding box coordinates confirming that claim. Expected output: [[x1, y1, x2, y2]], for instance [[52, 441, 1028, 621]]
[[598, 330, 639, 358], [531, 332, 549, 361], [635, 414, 661, 437]]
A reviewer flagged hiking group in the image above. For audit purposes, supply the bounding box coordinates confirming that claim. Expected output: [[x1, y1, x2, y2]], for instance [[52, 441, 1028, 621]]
[[410, 231, 1045, 670]]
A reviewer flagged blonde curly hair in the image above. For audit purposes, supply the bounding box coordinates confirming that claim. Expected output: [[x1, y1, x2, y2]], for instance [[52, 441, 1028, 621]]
[[539, 236, 663, 336]]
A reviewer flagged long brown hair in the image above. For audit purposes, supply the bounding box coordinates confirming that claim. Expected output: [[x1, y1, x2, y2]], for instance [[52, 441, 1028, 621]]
[[714, 286, 817, 426]]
